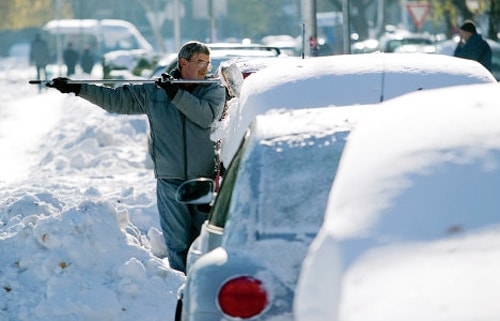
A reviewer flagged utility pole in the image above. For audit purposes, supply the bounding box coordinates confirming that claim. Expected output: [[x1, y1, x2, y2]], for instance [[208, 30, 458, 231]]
[[301, 0, 318, 57], [209, 0, 217, 42], [53, 0, 63, 76], [143, 0, 167, 53], [173, 0, 181, 50], [343, 0, 351, 54]]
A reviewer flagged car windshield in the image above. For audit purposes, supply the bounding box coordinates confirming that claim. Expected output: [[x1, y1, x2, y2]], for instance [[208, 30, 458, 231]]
[[220, 129, 350, 244]]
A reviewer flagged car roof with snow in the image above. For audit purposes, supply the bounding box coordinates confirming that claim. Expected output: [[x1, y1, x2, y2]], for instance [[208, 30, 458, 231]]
[[217, 53, 496, 165], [294, 82, 500, 321]]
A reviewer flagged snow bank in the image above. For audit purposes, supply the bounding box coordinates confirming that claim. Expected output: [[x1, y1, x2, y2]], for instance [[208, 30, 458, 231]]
[[0, 63, 185, 321]]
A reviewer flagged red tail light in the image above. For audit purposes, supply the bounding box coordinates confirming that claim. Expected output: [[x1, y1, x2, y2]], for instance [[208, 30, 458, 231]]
[[217, 276, 268, 318]]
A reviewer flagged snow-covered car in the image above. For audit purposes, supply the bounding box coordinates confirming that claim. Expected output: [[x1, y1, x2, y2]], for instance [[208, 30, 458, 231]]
[[175, 105, 369, 321], [217, 53, 496, 167], [172, 52, 496, 321], [294, 82, 500, 321]]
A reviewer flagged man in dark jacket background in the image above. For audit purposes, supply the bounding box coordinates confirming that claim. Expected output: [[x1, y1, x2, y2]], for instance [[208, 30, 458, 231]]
[[454, 20, 492, 71], [46, 41, 226, 274]]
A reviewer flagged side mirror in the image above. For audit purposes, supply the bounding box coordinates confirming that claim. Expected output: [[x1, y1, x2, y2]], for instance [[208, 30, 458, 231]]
[[175, 178, 216, 205]]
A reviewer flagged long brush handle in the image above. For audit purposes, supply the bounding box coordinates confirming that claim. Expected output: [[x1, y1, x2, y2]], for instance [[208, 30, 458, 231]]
[[29, 78, 219, 85]]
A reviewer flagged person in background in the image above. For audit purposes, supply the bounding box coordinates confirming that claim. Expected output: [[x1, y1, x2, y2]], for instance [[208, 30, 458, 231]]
[[30, 33, 50, 84], [45, 41, 226, 274], [63, 42, 79, 76], [454, 20, 492, 71], [80, 47, 95, 74]]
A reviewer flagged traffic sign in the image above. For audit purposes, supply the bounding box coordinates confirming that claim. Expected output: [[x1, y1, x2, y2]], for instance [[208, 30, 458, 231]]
[[406, 2, 432, 30]]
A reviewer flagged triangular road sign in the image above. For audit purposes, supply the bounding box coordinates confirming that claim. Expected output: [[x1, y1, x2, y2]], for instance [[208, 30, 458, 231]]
[[406, 2, 432, 30]]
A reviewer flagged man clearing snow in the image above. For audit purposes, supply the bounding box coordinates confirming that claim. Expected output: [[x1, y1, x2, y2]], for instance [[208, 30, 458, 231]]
[[46, 41, 226, 274]]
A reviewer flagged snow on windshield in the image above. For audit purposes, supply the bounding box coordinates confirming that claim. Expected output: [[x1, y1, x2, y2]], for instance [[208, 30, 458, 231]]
[[255, 131, 349, 236]]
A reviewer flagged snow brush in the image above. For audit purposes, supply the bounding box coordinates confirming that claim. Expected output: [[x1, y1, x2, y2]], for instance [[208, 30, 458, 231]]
[[29, 62, 243, 98], [29, 78, 220, 85]]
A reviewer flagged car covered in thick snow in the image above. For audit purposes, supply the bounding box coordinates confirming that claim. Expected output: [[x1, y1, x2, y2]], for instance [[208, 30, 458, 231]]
[[176, 105, 368, 321], [294, 82, 500, 321], [174, 53, 496, 321]]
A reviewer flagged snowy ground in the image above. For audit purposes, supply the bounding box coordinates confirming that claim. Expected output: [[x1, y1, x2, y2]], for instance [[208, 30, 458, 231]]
[[0, 60, 185, 321]]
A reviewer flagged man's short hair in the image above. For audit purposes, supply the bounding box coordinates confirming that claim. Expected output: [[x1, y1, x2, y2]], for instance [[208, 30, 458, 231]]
[[177, 41, 210, 68]]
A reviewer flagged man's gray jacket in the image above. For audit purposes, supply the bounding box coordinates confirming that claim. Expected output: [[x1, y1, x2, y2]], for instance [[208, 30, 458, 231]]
[[79, 82, 226, 180]]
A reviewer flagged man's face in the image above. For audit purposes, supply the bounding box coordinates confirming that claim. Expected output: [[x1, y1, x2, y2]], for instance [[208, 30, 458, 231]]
[[180, 53, 211, 80]]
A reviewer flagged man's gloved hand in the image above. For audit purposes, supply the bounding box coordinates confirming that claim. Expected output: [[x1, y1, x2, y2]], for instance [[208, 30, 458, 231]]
[[155, 73, 179, 99], [46, 77, 81, 95]]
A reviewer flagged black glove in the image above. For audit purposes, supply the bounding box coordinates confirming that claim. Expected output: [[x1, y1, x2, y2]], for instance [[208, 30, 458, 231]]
[[46, 77, 81, 95], [155, 73, 179, 99]]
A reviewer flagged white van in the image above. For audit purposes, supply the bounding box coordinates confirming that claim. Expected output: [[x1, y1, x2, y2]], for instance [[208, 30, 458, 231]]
[[43, 19, 155, 76]]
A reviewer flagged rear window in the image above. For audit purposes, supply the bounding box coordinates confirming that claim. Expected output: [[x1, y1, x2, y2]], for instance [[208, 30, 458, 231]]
[[223, 130, 350, 244], [255, 131, 349, 236]]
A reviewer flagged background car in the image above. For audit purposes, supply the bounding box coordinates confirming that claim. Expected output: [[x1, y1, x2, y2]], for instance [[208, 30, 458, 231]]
[[149, 43, 284, 79], [176, 105, 369, 321], [378, 30, 436, 53], [294, 82, 500, 321], [42, 19, 156, 79]]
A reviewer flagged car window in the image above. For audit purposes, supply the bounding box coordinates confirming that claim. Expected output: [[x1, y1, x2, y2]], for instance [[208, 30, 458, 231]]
[[222, 130, 350, 245], [207, 135, 247, 228]]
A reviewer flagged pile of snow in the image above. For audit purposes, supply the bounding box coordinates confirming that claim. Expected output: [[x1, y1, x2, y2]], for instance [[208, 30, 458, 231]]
[[0, 62, 184, 321]]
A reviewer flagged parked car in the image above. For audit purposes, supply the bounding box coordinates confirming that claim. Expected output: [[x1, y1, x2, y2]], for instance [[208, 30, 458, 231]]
[[217, 53, 496, 167], [294, 82, 500, 321], [42, 19, 155, 78], [150, 43, 283, 79], [378, 30, 436, 53], [351, 39, 379, 54], [176, 105, 369, 321], [173, 53, 496, 321]]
